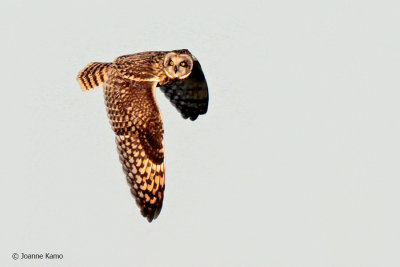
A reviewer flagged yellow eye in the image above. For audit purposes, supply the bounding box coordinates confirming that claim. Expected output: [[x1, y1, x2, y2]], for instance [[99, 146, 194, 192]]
[[180, 62, 186, 67], [169, 60, 174, 66]]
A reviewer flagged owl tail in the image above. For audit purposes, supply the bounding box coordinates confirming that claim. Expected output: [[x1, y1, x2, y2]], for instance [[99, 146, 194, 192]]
[[77, 62, 111, 91]]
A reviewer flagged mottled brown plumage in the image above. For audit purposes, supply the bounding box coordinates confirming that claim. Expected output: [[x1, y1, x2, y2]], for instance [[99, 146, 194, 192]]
[[77, 49, 208, 222]]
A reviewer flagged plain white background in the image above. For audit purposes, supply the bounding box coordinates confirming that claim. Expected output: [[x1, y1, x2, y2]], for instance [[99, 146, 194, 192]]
[[1, 0, 399, 266]]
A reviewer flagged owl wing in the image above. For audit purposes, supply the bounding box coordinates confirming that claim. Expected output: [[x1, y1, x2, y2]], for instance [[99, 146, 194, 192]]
[[158, 59, 209, 121], [104, 76, 165, 222]]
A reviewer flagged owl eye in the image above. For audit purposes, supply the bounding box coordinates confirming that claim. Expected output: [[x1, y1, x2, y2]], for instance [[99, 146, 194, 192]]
[[169, 60, 174, 66], [180, 61, 187, 67]]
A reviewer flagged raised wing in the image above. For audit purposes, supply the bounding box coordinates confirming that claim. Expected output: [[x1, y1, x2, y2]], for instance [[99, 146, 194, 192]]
[[159, 60, 209, 121], [104, 73, 165, 222]]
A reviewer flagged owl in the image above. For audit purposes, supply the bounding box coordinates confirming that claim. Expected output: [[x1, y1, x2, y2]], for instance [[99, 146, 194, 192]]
[[77, 49, 208, 222]]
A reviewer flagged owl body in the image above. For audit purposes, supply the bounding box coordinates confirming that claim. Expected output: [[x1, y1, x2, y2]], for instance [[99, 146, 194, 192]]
[[112, 51, 167, 81], [77, 49, 208, 222]]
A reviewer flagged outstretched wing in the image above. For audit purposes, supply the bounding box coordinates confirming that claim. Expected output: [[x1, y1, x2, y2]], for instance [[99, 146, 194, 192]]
[[104, 73, 165, 222], [159, 59, 208, 121]]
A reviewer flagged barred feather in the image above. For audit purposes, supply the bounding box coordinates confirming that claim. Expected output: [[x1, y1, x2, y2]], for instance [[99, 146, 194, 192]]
[[116, 133, 165, 221], [104, 69, 165, 222], [77, 62, 111, 91]]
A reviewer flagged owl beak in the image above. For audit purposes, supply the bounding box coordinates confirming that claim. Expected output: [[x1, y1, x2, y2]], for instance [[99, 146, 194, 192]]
[[174, 66, 178, 73]]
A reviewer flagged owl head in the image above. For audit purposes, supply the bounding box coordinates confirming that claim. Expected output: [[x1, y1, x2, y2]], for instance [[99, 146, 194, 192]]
[[163, 50, 193, 79]]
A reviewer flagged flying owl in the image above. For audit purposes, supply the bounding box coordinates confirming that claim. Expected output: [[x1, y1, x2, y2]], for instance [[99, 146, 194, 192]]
[[77, 49, 208, 222]]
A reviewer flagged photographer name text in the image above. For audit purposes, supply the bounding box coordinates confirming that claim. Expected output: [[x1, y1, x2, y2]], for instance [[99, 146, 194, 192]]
[[12, 252, 63, 260]]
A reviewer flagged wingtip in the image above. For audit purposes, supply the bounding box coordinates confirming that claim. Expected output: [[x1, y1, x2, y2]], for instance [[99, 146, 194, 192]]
[[189, 115, 199, 121], [142, 207, 161, 223]]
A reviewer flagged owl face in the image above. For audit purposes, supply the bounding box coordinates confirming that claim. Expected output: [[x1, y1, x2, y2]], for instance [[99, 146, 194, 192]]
[[163, 52, 193, 79]]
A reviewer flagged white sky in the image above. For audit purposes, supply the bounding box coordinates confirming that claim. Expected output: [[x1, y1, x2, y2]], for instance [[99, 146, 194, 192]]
[[1, 0, 400, 266]]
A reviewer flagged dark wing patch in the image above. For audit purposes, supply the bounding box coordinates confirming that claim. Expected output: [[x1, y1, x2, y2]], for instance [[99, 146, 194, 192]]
[[159, 60, 209, 121]]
